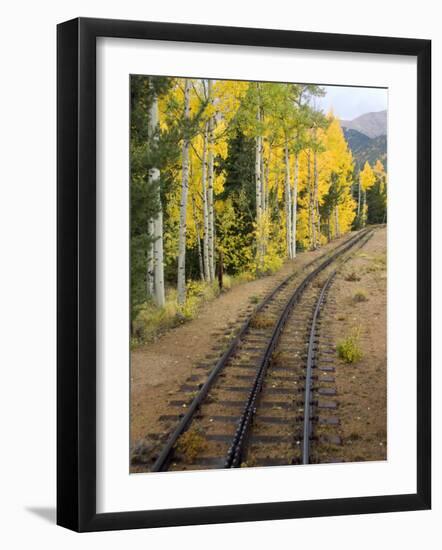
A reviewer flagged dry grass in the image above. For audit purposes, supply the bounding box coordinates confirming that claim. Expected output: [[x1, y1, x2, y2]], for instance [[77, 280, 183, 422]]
[[249, 294, 261, 304], [271, 350, 292, 366], [344, 271, 361, 282], [132, 281, 220, 347], [132, 269, 275, 349], [175, 429, 207, 461], [130, 437, 160, 467], [314, 277, 327, 288], [364, 253, 387, 274], [352, 289, 368, 303], [250, 313, 275, 329]]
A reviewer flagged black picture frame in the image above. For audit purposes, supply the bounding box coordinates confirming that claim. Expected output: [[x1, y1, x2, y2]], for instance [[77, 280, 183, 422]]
[[57, 17, 431, 532]]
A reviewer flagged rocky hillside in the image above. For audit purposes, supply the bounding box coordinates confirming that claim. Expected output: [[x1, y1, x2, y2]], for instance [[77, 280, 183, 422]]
[[341, 110, 387, 138], [341, 111, 387, 171]]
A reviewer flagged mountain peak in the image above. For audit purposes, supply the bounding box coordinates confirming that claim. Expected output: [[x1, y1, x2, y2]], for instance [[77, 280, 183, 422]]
[[341, 110, 387, 138]]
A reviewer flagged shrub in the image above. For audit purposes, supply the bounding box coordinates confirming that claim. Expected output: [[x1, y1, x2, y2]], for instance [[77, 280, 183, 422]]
[[131, 280, 219, 346], [337, 331, 363, 363], [365, 254, 386, 274], [222, 273, 232, 290], [130, 260, 282, 348], [374, 254, 387, 267], [175, 429, 207, 461], [345, 271, 361, 282], [179, 280, 219, 320], [234, 271, 256, 284], [353, 289, 368, 303]]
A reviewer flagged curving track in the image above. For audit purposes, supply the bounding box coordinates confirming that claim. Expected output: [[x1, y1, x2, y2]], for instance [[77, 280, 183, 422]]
[[146, 229, 373, 472]]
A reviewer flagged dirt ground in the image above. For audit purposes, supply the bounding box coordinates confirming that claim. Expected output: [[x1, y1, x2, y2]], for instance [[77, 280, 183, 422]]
[[130, 233, 356, 447], [320, 227, 387, 462]]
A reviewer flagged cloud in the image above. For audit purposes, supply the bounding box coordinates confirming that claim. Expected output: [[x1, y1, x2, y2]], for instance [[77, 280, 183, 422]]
[[316, 85, 388, 120]]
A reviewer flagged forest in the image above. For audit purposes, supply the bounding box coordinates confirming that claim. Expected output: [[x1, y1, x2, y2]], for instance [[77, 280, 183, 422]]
[[130, 76, 387, 341]]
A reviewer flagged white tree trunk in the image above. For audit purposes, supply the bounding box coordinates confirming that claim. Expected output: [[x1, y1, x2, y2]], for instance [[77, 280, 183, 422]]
[[153, 208, 165, 307], [306, 150, 314, 248], [316, 201, 321, 245], [260, 140, 268, 259], [260, 141, 266, 214], [357, 179, 361, 219], [201, 124, 210, 282], [177, 79, 191, 305], [148, 90, 165, 307], [255, 134, 264, 268], [261, 157, 266, 215], [312, 149, 318, 249], [254, 88, 265, 268], [265, 149, 271, 214], [291, 153, 298, 258], [207, 80, 215, 282], [362, 190, 367, 227], [147, 218, 154, 297], [255, 140, 262, 220], [284, 139, 292, 259]]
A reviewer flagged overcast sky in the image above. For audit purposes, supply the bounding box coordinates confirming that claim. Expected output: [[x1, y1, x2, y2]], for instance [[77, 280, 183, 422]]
[[315, 85, 388, 121]]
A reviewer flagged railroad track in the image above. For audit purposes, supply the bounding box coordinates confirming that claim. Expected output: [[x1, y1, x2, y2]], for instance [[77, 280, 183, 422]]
[[141, 229, 373, 472], [234, 269, 339, 468]]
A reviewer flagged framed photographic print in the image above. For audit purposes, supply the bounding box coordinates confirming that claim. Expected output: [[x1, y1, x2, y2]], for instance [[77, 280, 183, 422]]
[[57, 17, 431, 532]]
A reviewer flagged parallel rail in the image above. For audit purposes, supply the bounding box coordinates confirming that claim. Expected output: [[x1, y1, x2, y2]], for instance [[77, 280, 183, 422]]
[[151, 229, 371, 472], [302, 271, 336, 464], [224, 230, 372, 468]]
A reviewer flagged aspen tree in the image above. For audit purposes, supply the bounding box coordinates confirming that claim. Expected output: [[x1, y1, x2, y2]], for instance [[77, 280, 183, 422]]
[[153, 209, 165, 308], [149, 90, 165, 308], [265, 148, 271, 215], [255, 103, 262, 221], [284, 138, 292, 258], [291, 152, 298, 258], [207, 79, 216, 281], [201, 123, 210, 281], [366, 159, 387, 224], [307, 150, 314, 245], [261, 139, 266, 214], [312, 147, 319, 249], [132, 76, 382, 318], [147, 218, 154, 296], [359, 161, 375, 227], [255, 84, 264, 268], [373, 159, 386, 183], [323, 117, 354, 237], [177, 79, 191, 305]]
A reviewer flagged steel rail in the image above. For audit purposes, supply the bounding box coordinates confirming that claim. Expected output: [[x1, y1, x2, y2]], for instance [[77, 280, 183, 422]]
[[151, 230, 369, 472], [302, 271, 336, 464], [224, 229, 372, 468]]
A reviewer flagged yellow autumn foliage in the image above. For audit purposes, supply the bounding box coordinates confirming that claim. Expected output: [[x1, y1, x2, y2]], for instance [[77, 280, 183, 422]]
[[150, 78, 383, 287]]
